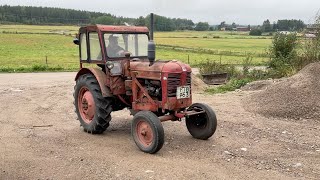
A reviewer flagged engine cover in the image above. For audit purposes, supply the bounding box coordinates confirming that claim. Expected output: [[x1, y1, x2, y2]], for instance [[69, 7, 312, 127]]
[[130, 60, 192, 111]]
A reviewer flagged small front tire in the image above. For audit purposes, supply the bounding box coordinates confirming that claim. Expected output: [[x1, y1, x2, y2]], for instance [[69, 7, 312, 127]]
[[185, 103, 217, 140]]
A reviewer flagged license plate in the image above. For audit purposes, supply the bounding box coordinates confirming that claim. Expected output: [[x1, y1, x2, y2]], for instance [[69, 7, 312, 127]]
[[176, 86, 191, 99]]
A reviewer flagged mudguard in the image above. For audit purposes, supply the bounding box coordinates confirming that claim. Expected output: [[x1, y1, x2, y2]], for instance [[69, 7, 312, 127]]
[[75, 68, 112, 97]]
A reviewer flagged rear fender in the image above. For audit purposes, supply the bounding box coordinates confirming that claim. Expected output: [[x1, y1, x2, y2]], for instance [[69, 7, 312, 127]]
[[75, 68, 112, 97]]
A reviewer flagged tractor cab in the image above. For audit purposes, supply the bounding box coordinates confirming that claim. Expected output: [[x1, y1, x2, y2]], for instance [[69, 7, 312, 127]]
[[74, 25, 150, 64]]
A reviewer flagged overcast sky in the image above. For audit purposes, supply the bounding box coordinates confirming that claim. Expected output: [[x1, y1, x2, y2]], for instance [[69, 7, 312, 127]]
[[0, 0, 319, 25]]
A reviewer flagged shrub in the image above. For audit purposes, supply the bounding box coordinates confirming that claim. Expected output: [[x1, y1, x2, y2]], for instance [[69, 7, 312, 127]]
[[242, 54, 253, 75], [249, 29, 262, 36], [198, 61, 240, 78], [206, 78, 252, 94], [268, 32, 298, 77], [32, 64, 47, 71], [49, 65, 63, 71], [300, 15, 320, 64], [302, 37, 320, 63]]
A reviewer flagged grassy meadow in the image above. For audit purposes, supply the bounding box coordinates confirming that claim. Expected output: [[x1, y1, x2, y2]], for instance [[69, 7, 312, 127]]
[[0, 25, 272, 72]]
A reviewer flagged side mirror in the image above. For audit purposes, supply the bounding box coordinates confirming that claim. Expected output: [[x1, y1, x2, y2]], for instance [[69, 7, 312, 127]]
[[148, 40, 155, 65], [73, 38, 79, 45]]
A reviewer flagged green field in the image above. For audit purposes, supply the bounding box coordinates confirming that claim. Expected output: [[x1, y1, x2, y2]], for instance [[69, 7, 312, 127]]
[[0, 25, 272, 71], [0, 24, 79, 34]]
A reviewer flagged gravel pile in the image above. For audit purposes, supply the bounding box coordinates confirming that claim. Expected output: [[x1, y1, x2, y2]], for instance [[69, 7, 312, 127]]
[[244, 63, 320, 120], [192, 73, 207, 92], [241, 79, 274, 91]]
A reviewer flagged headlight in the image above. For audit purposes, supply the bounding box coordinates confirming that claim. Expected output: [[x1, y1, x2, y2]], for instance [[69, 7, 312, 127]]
[[106, 61, 114, 69]]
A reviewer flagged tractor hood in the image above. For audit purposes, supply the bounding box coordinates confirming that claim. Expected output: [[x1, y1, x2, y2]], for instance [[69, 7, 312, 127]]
[[130, 60, 192, 80]]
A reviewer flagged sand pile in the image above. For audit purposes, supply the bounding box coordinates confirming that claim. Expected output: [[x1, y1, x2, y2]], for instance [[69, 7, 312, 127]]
[[191, 73, 207, 92], [244, 62, 320, 120]]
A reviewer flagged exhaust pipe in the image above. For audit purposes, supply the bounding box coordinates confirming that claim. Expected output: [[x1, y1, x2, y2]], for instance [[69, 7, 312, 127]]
[[150, 13, 154, 40], [148, 13, 156, 65]]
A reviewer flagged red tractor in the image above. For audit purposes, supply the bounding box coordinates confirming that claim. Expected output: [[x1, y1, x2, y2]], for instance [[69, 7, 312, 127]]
[[73, 14, 217, 153]]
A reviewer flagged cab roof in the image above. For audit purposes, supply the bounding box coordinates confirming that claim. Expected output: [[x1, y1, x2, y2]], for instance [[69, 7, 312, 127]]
[[79, 25, 149, 33]]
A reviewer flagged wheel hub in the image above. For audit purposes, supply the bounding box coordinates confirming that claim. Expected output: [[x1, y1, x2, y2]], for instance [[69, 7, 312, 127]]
[[136, 121, 153, 147], [78, 88, 96, 124]]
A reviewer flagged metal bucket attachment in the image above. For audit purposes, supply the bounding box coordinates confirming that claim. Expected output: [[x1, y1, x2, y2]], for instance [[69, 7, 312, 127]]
[[202, 73, 228, 85]]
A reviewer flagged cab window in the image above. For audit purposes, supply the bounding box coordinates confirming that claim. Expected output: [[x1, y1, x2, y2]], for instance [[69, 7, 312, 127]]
[[89, 32, 102, 60], [80, 33, 87, 60]]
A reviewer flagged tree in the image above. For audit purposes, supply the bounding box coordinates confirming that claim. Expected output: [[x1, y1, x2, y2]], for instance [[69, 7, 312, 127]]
[[195, 22, 209, 31], [135, 16, 145, 26], [172, 18, 194, 30], [262, 19, 272, 32], [276, 19, 305, 31], [218, 21, 226, 30], [209, 26, 215, 31], [272, 21, 277, 31], [145, 14, 177, 31], [94, 16, 115, 25], [232, 22, 237, 29]]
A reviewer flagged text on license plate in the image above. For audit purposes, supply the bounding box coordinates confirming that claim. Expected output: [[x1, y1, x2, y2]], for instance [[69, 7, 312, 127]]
[[176, 86, 191, 99]]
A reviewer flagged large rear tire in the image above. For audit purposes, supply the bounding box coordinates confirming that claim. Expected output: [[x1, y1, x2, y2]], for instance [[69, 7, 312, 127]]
[[185, 103, 217, 140], [132, 111, 164, 154], [74, 73, 112, 134]]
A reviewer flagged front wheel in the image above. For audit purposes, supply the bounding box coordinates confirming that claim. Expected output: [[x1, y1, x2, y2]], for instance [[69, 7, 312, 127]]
[[185, 103, 217, 140], [131, 111, 164, 154]]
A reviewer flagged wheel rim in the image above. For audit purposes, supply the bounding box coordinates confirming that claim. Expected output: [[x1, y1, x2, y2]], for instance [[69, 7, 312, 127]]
[[190, 107, 207, 129], [136, 120, 154, 147], [192, 114, 207, 128], [78, 87, 96, 124]]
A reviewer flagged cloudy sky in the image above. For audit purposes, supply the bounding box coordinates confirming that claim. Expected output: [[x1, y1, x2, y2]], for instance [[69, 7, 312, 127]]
[[0, 0, 319, 25]]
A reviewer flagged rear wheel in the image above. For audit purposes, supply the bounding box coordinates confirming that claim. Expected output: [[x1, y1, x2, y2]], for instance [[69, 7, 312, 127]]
[[74, 73, 112, 134], [185, 103, 217, 140], [132, 111, 164, 154]]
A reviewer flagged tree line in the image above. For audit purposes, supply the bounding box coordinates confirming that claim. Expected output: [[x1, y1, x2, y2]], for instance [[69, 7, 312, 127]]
[[0, 5, 197, 31], [249, 19, 306, 36], [0, 5, 307, 32], [261, 19, 305, 32]]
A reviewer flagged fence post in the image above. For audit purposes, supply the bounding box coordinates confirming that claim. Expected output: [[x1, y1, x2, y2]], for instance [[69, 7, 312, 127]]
[[45, 56, 48, 66], [188, 54, 190, 64]]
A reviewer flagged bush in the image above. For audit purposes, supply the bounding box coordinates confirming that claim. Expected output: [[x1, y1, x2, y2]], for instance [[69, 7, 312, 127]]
[[268, 33, 298, 77], [198, 61, 239, 78], [242, 54, 253, 75], [206, 78, 252, 94], [32, 64, 47, 71], [301, 19, 320, 64], [249, 29, 262, 36], [302, 38, 320, 63]]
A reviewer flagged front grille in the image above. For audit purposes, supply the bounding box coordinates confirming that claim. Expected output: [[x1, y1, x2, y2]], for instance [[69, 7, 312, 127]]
[[186, 72, 191, 85], [167, 73, 181, 97], [167, 73, 191, 97]]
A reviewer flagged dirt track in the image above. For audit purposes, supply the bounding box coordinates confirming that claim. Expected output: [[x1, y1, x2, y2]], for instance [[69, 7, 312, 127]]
[[0, 72, 319, 179]]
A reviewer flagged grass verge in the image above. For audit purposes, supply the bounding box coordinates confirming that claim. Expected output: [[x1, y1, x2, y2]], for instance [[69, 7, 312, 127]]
[[0, 64, 77, 73]]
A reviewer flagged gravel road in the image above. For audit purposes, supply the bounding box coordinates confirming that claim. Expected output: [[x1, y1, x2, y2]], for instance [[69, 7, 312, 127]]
[[0, 72, 319, 179]]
